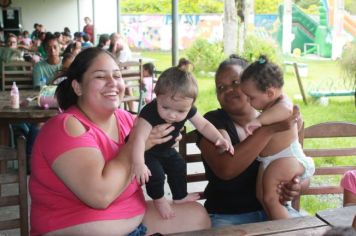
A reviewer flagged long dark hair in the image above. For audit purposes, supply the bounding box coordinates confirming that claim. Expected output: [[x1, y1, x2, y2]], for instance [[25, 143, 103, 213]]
[[55, 47, 116, 110]]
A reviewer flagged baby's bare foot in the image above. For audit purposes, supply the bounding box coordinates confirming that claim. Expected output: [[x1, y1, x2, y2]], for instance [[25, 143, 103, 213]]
[[153, 197, 175, 219], [173, 193, 200, 204]]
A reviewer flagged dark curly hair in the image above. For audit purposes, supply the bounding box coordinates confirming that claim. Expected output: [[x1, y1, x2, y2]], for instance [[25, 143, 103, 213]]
[[240, 55, 284, 92], [215, 54, 249, 80]]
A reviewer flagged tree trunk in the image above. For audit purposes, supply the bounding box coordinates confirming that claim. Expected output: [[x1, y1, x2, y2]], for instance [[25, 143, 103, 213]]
[[223, 0, 238, 56]]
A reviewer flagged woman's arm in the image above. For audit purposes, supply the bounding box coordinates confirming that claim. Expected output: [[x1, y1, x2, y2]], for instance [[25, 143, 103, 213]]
[[52, 118, 177, 209], [199, 107, 300, 180], [52, 116, 133, 209]]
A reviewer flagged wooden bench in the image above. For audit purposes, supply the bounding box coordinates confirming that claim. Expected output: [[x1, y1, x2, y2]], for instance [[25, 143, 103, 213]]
[[2, 61, 34, 91], [119, 59, 144, 114], [179, 121, 356, 210], [0, 136, 28, 236], [292, 121, 356, 210]]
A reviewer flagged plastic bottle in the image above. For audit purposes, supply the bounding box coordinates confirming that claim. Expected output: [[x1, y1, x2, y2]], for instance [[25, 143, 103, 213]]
[[10, 81, 20, 109], [40, 76, 47, 89]]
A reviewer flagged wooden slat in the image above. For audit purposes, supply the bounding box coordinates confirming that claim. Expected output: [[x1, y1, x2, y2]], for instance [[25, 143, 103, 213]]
[[185, 154, 202, 163], [186, 173, 206, 182], [304, 122, 356, 138], [0, 173, 18, 184], [315, 166, 355, 175], [0, 219, 20, 231], [0, 195, 19, 207], [305, 148, 356, 157], [303, 186, 343, 195]]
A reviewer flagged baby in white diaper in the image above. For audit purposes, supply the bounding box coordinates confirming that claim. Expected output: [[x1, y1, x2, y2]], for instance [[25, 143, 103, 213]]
[[240, 55, 315, 220]]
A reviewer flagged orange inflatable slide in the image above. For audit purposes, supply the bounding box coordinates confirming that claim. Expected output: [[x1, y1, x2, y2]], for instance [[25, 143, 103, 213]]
[[328, 0, 356, 37]]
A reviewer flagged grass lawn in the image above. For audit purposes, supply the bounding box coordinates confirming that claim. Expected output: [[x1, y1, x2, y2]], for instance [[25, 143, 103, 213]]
[[141, 50, 356, 215]]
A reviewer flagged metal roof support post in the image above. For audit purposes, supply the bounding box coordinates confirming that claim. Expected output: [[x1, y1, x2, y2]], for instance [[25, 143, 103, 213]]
[[117, 0, 121, 34], [77, 0, 81, 32], [172, 0, 178, 66], [92, 0, 96, 44]]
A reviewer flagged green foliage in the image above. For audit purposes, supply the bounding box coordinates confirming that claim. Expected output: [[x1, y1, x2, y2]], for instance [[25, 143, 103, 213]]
[[255, 0, 283, 14], [185, 39, 225, 73], [339, 41, 356, 91], [241, 35, 283, 65], [345, 0, 356, 14], [121, 0, 223, 14]]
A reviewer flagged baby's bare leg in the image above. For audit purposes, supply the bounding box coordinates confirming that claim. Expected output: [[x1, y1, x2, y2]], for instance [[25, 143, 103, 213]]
[[256, 165, 265, 209], [262, 157, 304, 220], [174, 193, 200, 204], [153, 196, 175, 219]]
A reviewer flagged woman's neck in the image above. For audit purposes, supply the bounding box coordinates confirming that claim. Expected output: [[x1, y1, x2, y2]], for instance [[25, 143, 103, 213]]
[[47, 56, 60, 65], [77, 104, 113, 129]]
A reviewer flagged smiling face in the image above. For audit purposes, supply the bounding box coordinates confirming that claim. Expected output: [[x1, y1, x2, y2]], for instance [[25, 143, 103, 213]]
[[215, 64, 253, 115], [156, 93, 193, 123], [74, 53, 125, 115]]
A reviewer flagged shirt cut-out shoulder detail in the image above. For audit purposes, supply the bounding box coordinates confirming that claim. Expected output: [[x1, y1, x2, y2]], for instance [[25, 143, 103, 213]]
[[64, 115, 88, 137]]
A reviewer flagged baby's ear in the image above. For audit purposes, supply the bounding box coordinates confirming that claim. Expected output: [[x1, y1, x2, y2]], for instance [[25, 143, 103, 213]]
[[266, 87, 276, 98]]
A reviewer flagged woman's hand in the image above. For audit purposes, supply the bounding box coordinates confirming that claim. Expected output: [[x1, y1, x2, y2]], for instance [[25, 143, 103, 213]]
[[145, 123, 174, 150], [277, 176, 302, 204]]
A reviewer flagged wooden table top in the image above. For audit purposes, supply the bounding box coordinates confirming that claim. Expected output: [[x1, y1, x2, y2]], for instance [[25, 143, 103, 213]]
[[168, 216, 331, 236], [316, 205, 356, 227], [0, 90, 59, 122]]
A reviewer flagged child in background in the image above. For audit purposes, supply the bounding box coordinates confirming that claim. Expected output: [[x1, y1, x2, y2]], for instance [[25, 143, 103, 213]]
[[341, 170, 356, 207], [18, 30, 32, 49], [142, 62, 156, 104], [128, 66, 234, 219], [240, 55, 315, 220]]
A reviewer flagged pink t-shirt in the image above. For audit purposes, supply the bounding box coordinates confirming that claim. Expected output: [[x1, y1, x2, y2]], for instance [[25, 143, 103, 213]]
[[341, 170, 356, 194], [29, 106, 145, 236]]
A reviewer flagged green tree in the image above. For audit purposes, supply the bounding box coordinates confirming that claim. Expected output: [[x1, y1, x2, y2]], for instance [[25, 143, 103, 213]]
[[121, 0, 223, 14]]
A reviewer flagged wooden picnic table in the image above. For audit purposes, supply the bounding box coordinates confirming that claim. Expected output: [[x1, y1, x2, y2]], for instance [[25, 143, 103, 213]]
[[0, 90, 59, 173], [0, 90, 59, 145], [316, 205, 356, 227], [168, 216, 331, 236]]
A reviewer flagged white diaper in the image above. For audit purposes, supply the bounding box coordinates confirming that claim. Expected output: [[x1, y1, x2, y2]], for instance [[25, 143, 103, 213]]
[[257, 140, 315, 179]]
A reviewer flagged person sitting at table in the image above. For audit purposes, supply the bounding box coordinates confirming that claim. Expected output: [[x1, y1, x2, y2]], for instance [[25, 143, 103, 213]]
[[96, 33, 110, 49], [109, 33, 132, 63], [29, 47, 211, 235], [62, 40, 82, 57], [197, 55, 309, 228], [341, 170, 356, 207], [32, 33, 62, 87], [0, 33, 23, 76]]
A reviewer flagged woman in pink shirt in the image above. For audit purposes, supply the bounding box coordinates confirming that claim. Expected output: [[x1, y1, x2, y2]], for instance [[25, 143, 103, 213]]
[[341, 170, 356, 206], [29, 47, 210, 235]]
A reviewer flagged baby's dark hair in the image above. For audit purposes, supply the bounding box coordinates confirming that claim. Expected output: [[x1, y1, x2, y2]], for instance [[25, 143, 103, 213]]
[[177, 57, 194, 71], [240, 55, 283, 92], [143, 62, 155, 76], [154, 66, 198, 102]]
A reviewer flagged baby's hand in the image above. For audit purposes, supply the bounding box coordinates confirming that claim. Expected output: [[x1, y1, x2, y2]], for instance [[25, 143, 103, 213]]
[[215, 138, 234, 155], [244, 119, 261, 135], [132, 162, 151, 185]]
